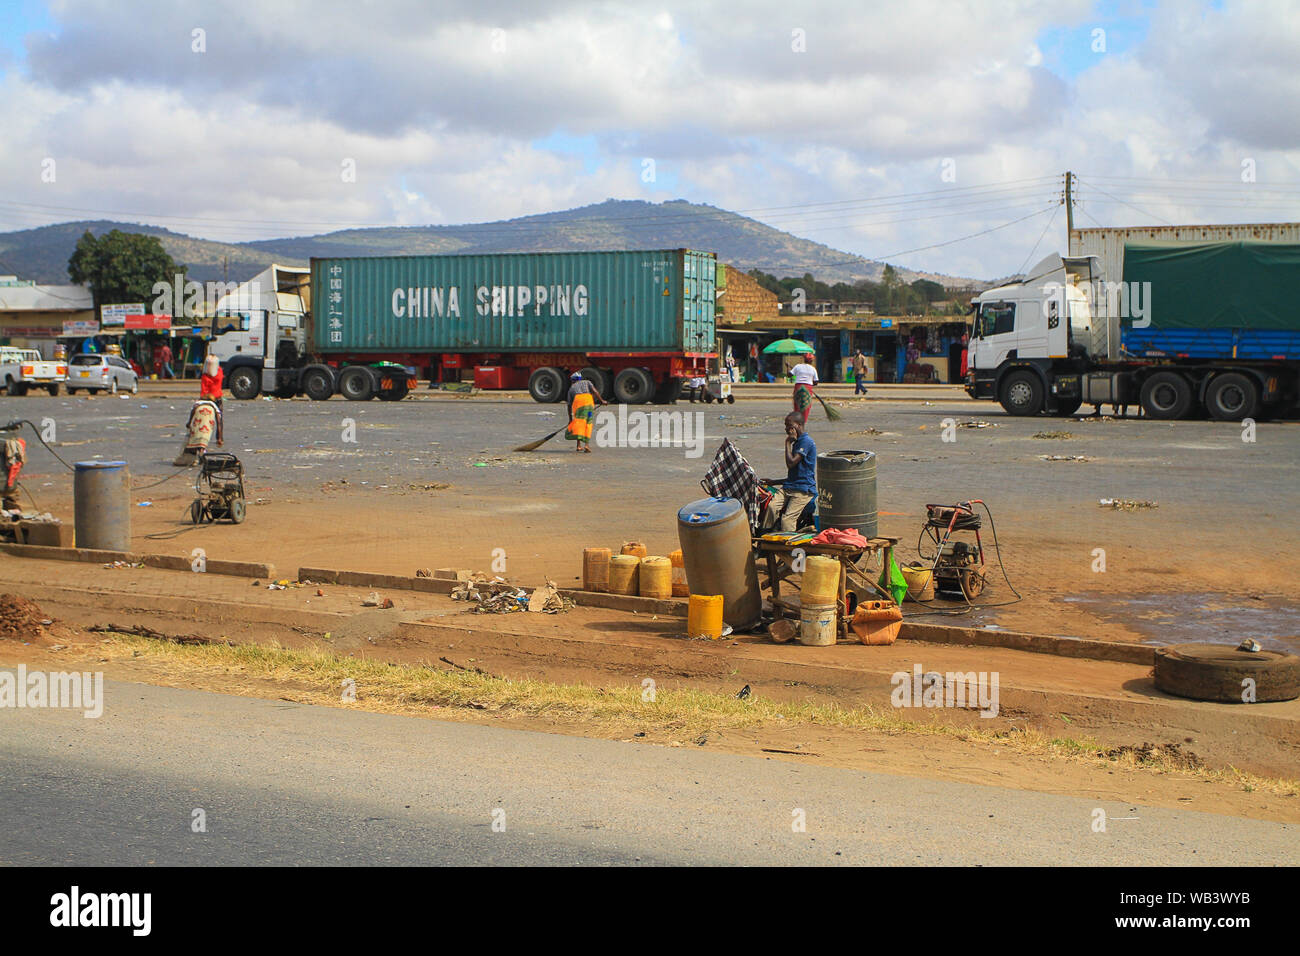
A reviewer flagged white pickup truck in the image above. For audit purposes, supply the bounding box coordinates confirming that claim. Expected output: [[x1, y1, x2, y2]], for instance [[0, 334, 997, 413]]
[[0, 348, 67, 396]]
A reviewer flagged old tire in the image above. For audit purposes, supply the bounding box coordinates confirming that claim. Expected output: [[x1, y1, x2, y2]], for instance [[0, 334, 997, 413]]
[[1153, 643, 1300, 703], [1206, 372, 1259, 422], [613, 367, 654, 404], [528, 366, 565, 403], [1140, 371, 1193, 420], [999, 370, 1042, 416], [338, 366, 375, 401], [190, 500, 203, 525], [229, 367, 261, 400], [302, 368, 334, 401]]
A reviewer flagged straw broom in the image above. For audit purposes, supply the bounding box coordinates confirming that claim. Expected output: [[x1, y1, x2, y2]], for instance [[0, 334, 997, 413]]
[[815, 392, 843, 421], [514, 426, 565, 452]]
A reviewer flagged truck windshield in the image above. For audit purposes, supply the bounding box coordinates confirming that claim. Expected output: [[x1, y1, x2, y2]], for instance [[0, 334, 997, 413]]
[[980, 303, 1015, 337]]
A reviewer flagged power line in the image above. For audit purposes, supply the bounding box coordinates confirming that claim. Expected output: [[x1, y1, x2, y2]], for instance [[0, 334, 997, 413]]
[[1077, 180, 1172, 225]]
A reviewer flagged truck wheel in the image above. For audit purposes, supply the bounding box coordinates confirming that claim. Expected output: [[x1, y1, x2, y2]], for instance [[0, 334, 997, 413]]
[[527, 367, 565, 403], [1053, 398, 1081, 416], [580, 366, 611, 398], [998, 370, 1043, 416], [338, 366, 375, 401], [653, 378, 683, 404], [229, 367, 261, 400], [377, 378, 410, 401], [1206, 372, 1259, 422], [1154, 643, 1300, 703], [1140, 371, 1193, 419], [46, 385, 60, 397], [302, 368, 334, 401], [613, 367, 654, 404]]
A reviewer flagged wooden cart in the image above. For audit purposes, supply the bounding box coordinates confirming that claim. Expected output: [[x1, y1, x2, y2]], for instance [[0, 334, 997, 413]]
[[755, 535, 900, 640]]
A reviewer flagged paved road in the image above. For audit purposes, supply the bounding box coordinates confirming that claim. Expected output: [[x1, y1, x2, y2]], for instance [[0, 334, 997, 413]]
[[2, 678, 1295, 865]]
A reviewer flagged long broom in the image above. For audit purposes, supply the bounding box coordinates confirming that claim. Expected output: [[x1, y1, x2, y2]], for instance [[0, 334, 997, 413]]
[[514, 426, 566, 452], [812, 389, 843, 421]]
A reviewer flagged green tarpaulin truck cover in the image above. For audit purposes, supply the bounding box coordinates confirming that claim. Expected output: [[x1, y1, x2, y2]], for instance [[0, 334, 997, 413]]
[[1122, 241, 1300, 332]]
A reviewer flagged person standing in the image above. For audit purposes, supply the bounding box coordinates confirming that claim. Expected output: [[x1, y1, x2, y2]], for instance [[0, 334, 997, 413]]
[[565, 371, 604, 453], [764, 412, 817, 532], [156, 339, 175, 379], [791, 355, 819, 424], [200, 353, 224, 446], [1, 435, 26, 514], [852, 349, 869, 395]]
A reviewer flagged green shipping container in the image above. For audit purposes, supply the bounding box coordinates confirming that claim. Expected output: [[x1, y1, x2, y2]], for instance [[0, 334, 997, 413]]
[[1122, 241, 1300, 331], [311, 249, 716, 354]]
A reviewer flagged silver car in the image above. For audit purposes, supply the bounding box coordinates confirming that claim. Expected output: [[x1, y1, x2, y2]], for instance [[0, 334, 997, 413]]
[[66, 354, 139, 395]]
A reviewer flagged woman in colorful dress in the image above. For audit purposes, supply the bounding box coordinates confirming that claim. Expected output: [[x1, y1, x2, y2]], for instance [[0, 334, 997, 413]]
[[565, 372, 605, 453], [790, 358, 819, 424]]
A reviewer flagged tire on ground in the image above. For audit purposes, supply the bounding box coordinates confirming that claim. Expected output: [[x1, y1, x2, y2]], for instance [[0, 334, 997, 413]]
[[998, 369, 1043, 416], [338, 366, 376, 401], [1205, 371, 1260, 422], [1140, 370, 1193, 420], [528, 366, 565, 403], [302, 367, 334, 401], [228, 366, 261, 400], [613, 367, 654, 404], [1153, 643, 1300, 703]]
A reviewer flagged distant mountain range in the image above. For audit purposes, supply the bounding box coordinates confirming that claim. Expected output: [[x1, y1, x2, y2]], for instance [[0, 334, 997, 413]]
[[0, 199, 980, 289]]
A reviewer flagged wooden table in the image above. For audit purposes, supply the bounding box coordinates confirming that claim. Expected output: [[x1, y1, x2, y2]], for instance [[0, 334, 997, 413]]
[[755, 535, 900, 639]]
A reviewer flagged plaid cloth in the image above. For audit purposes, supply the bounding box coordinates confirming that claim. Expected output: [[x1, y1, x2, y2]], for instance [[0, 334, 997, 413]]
[[700, 438, 762, 534]]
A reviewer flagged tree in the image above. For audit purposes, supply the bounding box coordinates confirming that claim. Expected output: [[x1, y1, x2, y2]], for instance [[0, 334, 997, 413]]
[[68, 229, 183, 309], [910, 278, 945, 302], [879, 264, 901, 312]]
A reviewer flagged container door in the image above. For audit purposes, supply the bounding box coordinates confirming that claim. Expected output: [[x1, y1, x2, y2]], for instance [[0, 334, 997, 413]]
[[681, 252, 716, 354]]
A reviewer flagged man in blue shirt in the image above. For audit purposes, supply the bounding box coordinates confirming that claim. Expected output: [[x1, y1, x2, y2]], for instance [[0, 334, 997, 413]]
[[764, 412, 817, 531]]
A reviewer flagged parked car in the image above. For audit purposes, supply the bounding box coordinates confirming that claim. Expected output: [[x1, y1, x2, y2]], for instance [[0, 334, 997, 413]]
[[66, 354, 139, 395], [0, 347, 67, 396]]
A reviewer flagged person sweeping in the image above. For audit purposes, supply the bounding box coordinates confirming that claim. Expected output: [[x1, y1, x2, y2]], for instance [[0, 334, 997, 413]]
[[791, 357, 819, 424], [200, 354, 224, 446], [565, 371, 605, 453]]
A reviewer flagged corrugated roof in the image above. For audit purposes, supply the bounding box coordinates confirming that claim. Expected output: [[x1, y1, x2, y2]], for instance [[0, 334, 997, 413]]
[[0, 284, 93, 312]]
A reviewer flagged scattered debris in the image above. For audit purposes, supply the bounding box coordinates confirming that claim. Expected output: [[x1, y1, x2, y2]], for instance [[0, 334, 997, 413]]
[[957, 419, 996, 429], [1038, 454, 1093, 462], [415, 568, 432, 578], [851, 427, 884, 436], [1032, 431, 1075, 440], [735, 684, 751, 700], [87, 623, 229, 646], [439, 655, 491, 675], [453, 577, 529, 614], [527, 580, 575, 614], [103, 560, 143, 569], [1099, 498, 1158, 510], [1103, 741, 1202, 770], [407, 482, 451, 491], [362, 591, 395, 608], [761, 748, 821, 757], [0, 594, 48, 641], [1237, 639, 1262, 653]]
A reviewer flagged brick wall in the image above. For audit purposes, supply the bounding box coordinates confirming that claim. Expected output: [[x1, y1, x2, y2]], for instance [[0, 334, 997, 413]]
[[719, 265, 779, 325]]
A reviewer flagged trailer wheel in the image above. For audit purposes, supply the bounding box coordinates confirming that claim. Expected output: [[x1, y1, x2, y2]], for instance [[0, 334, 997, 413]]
[[228, 367, 261, 400], [1140, 371, 1193, 419], [998, 370, 1043, 416], [613, 367, 654, 404], [528, 367, 565, 403], [580, 366, 611, 399], [1154, 643, 1300, 703], [302, 368, 334, 401], [338, 366, 375, 401], [1206, 372, 1259, 422]]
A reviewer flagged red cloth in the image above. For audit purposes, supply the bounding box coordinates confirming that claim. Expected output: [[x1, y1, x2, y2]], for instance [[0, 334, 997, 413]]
[[200, 369, 223, 399], [810, 527, 869, 548]]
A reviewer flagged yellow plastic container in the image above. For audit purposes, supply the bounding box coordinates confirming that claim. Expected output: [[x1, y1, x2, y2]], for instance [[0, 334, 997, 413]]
[[620, 541, 647, 559], [687, 594, 725, 640], [798, 602, 838, 646], [800, 555, 841, 607], [668, 549, 689, 597], [900, 563, 934, 602], [608, 554, 640, 595], [583, 547, 612, 592], [639, 556, 672, 599]]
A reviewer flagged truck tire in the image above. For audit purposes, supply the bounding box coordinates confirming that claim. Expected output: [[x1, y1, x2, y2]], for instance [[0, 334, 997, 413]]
[[302, 368, 334, 401], [613, 367, 654, 405], [1154, 643, 1300, 703], [654, 378, 683, 404], [998, 370, 1042, 416], [1206, 372, 1259, 422], [580, 366, 611, 399], [377, 377, 410, 401], [46, 384, 60, 397], [1140, 371, 1193, 419], [338, 366, 375, 401], [1052, 398, 1081, 417], [527, 367, 565, 403], [229, 367, 261, 400]]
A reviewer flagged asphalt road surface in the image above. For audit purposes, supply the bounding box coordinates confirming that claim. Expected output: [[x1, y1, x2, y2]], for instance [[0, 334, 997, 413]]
[[3, 678, 1296, 865]]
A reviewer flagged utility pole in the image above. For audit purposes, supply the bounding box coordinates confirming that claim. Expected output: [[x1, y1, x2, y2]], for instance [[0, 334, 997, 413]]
[[1064, 170, 1075, 254]]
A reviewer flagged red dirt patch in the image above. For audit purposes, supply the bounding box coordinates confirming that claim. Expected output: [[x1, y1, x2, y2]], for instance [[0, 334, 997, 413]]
[[0, 594, 50, 642]]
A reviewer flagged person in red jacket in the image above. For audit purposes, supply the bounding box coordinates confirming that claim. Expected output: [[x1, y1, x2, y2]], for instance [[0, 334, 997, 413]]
[[200, 354, 224, 446]]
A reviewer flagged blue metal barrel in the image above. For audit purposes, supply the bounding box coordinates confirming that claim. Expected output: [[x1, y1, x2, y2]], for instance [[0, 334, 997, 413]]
[[73, 460, 131, 551]]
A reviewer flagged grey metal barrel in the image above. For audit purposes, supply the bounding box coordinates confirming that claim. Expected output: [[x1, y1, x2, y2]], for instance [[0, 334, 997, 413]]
[[816, 449, 877, 539], [73, 460, 131, 551], [676, 497, 762, 631]]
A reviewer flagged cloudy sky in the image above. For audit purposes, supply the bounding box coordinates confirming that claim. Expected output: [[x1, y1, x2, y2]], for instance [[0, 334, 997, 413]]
[[2, 0, 1298, 278]]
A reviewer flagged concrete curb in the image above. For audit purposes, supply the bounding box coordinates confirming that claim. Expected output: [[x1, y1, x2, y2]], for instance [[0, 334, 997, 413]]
[[0, 543, 274, 579], [900, 622, 1155, 666]]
